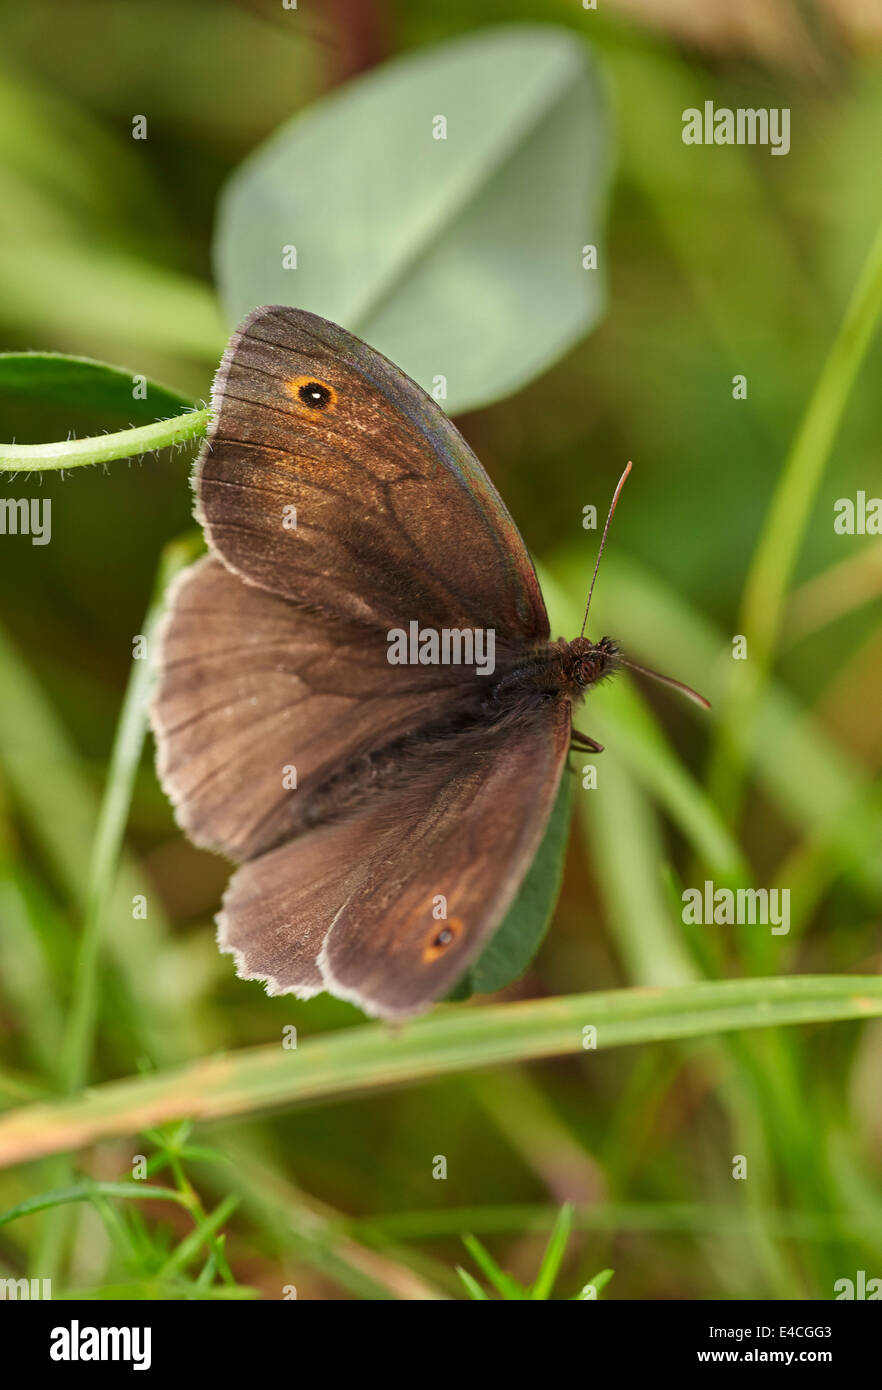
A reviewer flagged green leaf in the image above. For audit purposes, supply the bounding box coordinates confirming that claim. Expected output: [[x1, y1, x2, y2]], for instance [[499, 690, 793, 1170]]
[[215, 24, 611, 415], [0, 242, 226, 363], [460, 772, 575, 999], [0, 351, 195, 419], [0, 352, 208, 471]]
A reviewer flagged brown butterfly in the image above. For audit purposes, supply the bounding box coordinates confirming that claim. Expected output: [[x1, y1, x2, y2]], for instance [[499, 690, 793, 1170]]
[[150, 307, 707, 1018]]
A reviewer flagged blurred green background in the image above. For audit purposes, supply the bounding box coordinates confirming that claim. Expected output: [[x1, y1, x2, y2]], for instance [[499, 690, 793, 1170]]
[[0, 0, 880, 1300]]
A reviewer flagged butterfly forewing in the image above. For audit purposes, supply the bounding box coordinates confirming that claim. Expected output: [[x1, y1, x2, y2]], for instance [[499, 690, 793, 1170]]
[[152, 554, 483, 861], [197, 307, 549, 639]]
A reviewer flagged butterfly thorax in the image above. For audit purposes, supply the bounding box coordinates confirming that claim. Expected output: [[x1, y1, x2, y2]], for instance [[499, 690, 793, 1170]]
[[272, 637, 616, 847], [488, 634, 619, 709]]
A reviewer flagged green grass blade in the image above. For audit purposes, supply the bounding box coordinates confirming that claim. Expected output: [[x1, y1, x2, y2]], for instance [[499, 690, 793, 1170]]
[[0, 1182, 185, 1230], [530, 1202, 573, 1299], [0, 976, 878, 1167], [352, 1202, 855, 1244], [538, 564, 746, 883], [156, 1194, 239, 1280], [579, 756, 700, 986], [575, 1267, 614, 1299], [456, 1266, 490, 1300], [59, 533, 201, 1094], [0, 616, 196, 1067], [553, 549, 882, 900], [709, 215, 882, 817], [461, 1233, 524, 1299]]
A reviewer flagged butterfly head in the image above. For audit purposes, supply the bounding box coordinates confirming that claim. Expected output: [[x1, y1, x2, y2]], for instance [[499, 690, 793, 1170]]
[[565, 635, 619, 694]]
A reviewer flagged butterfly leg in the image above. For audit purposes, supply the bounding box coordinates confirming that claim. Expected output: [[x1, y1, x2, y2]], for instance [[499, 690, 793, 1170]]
[[570, 730, 604, 753]]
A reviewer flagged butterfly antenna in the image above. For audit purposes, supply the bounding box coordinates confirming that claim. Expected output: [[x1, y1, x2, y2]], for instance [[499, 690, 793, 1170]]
[[614, 654, 711, 710], [580, 460, 632, 638]]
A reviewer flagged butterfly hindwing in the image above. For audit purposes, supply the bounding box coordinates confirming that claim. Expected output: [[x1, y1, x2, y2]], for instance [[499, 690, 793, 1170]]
[[218, 699, 572, 1016]]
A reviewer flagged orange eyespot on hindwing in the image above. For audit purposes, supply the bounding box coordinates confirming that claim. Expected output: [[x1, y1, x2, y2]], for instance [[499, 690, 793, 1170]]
[[284, 376, 338, 414], [422, 917, 464, 963]]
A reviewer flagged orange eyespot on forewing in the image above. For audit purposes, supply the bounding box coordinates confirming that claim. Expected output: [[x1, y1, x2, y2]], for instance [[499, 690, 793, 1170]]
[[284, 376, 338, 415]]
